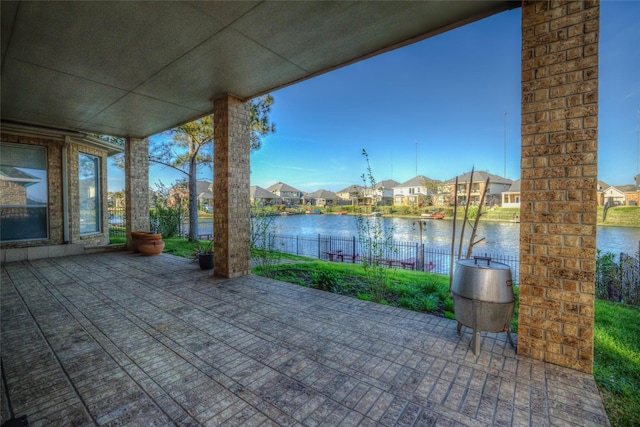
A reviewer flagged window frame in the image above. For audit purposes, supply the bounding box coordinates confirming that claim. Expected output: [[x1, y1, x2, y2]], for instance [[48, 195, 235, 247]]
[[78, 152, 101, 236], [0, 142, 49, 242]]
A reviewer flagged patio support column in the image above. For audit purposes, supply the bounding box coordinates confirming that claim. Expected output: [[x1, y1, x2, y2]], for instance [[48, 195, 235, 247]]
[[125, 137, 150, 250], [213, 95, 251, 277], [519, 1, 599, 373]]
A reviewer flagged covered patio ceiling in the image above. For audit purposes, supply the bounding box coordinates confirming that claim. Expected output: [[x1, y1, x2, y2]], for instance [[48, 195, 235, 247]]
[[1, 1, 518, 138]]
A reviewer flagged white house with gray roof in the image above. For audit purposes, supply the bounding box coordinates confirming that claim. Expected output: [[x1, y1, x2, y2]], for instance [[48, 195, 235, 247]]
[[266, 182, 303, 205], [393, 176, 437, 207]]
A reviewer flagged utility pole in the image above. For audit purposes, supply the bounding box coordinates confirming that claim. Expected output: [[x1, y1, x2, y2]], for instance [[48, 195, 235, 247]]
[[504, 111, 507, 178], [415, 140, 418, 177]]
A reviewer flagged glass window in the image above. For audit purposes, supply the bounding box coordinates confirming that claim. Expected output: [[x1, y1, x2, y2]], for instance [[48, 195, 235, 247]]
[[0, 143, 48, 241], [79, 153, 100, 234]]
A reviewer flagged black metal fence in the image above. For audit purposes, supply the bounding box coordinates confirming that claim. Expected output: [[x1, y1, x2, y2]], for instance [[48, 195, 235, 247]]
[[108, 207, 126, 238], [255, 233, 521, 283]]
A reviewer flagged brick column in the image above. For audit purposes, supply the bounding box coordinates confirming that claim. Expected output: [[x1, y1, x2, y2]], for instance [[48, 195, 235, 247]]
[[125, 137, 150, 250], [519, 1, 599, 373], [214, 95, 251, 277]]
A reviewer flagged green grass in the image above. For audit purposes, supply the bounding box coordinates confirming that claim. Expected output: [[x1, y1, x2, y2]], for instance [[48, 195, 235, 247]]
[[253, 261, 454, 317], [598, 206, 640, 227], [594, 300, 640, 427]]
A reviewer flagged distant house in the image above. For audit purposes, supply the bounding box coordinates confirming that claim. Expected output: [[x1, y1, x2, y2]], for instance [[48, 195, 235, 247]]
[[502, 179, 521, 208], [304, 189, 339, 207], [250, 185, 279, 206], [196, 181, 214, 211], [361, 179, 399, 206], [266, 182, 303, 205], [596, 180, 611, 206], [336, 184, 364, 205], [393, 176, 437, 207], [601, 186, 625, 206], [445, 171, 512, 207], [621, 185, 640, 206]]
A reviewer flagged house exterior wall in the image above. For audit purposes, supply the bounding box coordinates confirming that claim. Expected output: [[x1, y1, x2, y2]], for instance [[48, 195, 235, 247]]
[[602, 187, 625, 205], [502, 192, 521, 208], [625, 191, 639, 206], [519, 0, 599, 374], [0, 131, 110, 251]]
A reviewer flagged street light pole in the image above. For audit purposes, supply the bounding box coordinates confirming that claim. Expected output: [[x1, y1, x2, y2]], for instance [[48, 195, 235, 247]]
[[504, 111, 507, 178]]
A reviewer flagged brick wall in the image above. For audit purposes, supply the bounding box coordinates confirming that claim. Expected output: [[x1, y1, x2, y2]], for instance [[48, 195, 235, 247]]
[[214, 95, 251, 278], [0, 181, 27, 205], [519, 0, 599, 373]]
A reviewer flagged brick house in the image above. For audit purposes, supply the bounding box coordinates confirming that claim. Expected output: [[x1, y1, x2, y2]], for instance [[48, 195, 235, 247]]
[[1, 123, 122, 256], [444, 171, 512, 207]]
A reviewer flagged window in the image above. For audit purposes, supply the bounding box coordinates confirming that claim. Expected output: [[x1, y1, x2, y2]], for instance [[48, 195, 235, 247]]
[[79, 153, 100, 234], [0, 143, 48, 241]]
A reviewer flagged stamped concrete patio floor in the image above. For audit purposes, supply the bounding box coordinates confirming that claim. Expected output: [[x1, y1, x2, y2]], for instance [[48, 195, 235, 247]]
[[1, 252, 609, 426]]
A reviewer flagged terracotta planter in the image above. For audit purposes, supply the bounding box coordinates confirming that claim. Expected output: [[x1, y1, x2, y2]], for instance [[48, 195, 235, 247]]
[[131, 231, 164, 255], [138, 238, 165, 256]]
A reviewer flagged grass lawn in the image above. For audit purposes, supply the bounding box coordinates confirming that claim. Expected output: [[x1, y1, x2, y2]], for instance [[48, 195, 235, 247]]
[[593, 300, 640, 427], [598, 206, 640, 227]]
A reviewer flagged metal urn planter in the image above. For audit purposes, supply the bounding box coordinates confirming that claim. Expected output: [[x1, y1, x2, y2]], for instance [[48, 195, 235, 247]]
[[451, 256, 515, 355]]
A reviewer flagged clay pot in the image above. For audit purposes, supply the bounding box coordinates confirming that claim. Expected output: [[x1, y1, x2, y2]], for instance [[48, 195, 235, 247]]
[[131, 231, 163, 255], [138, 238, 165, 256]]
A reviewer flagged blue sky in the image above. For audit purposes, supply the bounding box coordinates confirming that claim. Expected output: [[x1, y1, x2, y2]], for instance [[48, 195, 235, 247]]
[[109, 2, 639, 193]]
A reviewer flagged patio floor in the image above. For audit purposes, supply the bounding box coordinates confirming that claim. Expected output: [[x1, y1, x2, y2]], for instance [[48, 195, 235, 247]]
[[1, 252, 609, 426]]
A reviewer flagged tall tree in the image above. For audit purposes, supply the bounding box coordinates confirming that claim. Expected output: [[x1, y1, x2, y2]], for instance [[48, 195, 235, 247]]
[[148, 94, 275, 242]]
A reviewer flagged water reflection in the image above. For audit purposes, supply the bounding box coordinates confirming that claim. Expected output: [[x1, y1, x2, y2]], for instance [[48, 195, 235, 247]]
[[266, 215, 640, 256], [196, 214, 640, 256]]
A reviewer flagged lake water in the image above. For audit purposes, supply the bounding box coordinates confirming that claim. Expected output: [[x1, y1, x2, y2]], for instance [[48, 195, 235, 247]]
[[196, 214, 640, 256], [268, 215, 640, 256]]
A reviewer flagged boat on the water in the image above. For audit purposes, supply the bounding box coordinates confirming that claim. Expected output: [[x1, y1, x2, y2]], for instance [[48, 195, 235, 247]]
[[421, 211, 445, 219], [369, 211, 382, 217]]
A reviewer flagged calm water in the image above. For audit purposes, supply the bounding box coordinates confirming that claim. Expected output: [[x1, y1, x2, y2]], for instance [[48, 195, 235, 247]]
[[196, 214, 640, 256], [266, 215, 640, 256]]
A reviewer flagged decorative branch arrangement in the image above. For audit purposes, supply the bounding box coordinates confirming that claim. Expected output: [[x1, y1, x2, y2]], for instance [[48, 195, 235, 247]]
[[449, 166, 491, 290]]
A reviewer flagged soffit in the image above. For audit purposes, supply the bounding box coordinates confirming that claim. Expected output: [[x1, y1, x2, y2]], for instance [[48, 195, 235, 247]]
[[1, 1, 517, 138]]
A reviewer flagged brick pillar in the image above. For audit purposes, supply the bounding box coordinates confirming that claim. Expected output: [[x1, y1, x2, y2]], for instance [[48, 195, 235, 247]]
[[213, 95, 251, 277], [125, 137, 150, 250], [519, 1, 599, 373]]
